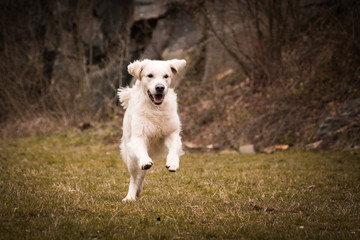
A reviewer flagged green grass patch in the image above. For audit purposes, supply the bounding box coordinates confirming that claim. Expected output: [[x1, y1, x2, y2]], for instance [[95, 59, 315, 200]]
[[1, 127, 360, 239]]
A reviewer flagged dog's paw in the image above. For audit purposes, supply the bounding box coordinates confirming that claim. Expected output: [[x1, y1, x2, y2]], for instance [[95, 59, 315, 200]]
[[166, 157, 179, 172], [140, 158, 153, 170], [165, 163, 179, 172], [122, 196, 136, 202], [141, 163, 153, 170]]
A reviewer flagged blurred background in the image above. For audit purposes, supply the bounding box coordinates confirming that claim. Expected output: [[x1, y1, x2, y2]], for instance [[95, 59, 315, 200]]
[[0, 0, 359, 151]]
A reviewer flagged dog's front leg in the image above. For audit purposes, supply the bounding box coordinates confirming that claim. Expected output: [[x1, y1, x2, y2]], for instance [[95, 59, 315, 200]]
[[165, 132, 181, 172], [128, 137, 153, 170]]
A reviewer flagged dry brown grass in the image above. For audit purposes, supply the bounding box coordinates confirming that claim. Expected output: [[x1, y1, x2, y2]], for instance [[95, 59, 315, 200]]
[[0, 126, 359, 239]]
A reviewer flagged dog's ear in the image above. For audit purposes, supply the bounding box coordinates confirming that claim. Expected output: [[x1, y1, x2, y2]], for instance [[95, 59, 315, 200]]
[[168, 59, 186, 75], [127, 60, 144, 80]]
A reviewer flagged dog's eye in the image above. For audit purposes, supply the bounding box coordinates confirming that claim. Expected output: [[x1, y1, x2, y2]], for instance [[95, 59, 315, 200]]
[[164, 74, 168, 79], [147, 74, 153, 78]]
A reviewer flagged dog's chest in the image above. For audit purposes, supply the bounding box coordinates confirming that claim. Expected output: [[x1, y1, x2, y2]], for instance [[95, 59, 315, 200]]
[[141, 109, 178, 138]]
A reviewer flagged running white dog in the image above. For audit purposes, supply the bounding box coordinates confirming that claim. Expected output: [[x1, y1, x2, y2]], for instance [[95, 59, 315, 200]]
[[118, 59, 186, 201]]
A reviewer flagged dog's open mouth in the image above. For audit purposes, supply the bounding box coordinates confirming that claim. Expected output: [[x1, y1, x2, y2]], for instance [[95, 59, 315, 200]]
[[147, 90, 164, 105]]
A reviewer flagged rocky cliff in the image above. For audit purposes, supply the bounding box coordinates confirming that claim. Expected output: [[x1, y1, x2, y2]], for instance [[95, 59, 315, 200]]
[[1, 0, 359, 150]]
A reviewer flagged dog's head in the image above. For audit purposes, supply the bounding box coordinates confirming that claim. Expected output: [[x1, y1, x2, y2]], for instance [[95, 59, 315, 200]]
[[127, 59, 186, 105]]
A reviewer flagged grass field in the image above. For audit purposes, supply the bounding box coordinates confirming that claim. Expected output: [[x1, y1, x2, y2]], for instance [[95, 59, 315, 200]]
[[0, 125, 360, 239]]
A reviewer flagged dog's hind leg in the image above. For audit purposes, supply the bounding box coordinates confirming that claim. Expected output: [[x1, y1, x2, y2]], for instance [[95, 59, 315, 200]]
[[123, 166, 148, 202], [123, 174, 137, 202], [135, 170, 147, 197], [123, 169, 147, 202], [165, 132, 182, 172]]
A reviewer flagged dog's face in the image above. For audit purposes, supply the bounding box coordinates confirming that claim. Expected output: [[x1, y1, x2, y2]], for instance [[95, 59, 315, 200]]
[[128, 59, 186, 105]]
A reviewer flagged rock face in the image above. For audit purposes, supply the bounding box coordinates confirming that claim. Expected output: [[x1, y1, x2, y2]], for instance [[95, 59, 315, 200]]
[[0, 0, 253, 117], [0, 0, 207, 124], [39, 1, 135, 114], [2, 0, 359, 149], [46, 0, 204, 110], [317, 98, 360, 147], [129, 1, 203, 87]]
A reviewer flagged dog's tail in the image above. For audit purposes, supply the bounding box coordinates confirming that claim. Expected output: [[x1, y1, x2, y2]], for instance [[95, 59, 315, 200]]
[[117, 87, 132, 109]]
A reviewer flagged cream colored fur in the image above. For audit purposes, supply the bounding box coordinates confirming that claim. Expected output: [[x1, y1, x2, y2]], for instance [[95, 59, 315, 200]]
[[118, 59, 186, 202]]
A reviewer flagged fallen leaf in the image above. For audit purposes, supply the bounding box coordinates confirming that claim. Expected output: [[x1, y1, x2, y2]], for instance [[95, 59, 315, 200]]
[[219, 149, 238, 154], [305, 140, 323, 150], [275, 145, 289, 150], [262, 145, 289, 154], [183, 141, 201, 149], [262, 146, 276, 154], [206, 144, 214, 149]]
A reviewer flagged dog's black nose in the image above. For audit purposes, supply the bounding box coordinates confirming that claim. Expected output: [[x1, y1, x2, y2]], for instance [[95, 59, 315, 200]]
[[155, 84, 165, 93]]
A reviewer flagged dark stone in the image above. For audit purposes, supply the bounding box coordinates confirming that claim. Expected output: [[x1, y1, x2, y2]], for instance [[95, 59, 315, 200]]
[[79, 122, 92, 131]]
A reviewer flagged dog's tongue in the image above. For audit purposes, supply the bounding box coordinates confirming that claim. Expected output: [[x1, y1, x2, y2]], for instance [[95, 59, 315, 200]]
[[154, 94, 163, 103]]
